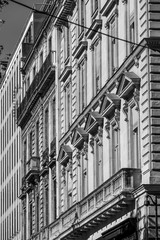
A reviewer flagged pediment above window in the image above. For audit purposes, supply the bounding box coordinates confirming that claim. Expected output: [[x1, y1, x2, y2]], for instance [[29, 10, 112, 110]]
[[100, 0, 118, 17], [73, 41, 88, 59], [85, 112, 103, 135], [116, 72, 140, 99], [59, 66, 72, 83], [71, 128, 88, 149], [85, 19, 102, 40], [58, 145, 72, 166], [99, 93, 121, 119]]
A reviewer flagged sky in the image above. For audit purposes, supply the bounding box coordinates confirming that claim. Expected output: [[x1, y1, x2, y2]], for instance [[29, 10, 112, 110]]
[[0, 0, 44, 61]]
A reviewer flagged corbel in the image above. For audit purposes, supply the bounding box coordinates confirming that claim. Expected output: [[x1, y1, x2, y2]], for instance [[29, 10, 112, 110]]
[[123, 100, 128, 122], [105, 120, 110, 139], [89, 136, 94, 153], [133, 88, 139, 111], [62, 166, 66, 185], [82, 142, 88, 160], [76, 149, 81, 167]]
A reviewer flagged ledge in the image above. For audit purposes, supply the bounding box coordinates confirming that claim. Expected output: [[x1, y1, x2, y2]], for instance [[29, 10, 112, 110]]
[[85, 19, 102, 40]]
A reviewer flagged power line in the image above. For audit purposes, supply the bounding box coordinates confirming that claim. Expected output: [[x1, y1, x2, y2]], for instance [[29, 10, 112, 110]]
[[8, 0, 147, 50]]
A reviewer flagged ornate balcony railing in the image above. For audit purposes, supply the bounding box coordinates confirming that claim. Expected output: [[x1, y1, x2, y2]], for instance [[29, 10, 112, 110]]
[[17, 51, 56, 127], [26, 156, 40, 182], [54, 0, 76, 27], [49, 168, 141, 240]]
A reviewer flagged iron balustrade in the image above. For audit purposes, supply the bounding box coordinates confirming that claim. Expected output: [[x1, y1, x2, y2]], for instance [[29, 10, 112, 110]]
[[17, 51, 56, 125], [49, 168, 141, 240]]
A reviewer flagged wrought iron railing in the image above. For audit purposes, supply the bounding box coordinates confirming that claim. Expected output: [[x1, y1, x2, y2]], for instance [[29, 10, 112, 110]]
[[17, 51, 56, 122]]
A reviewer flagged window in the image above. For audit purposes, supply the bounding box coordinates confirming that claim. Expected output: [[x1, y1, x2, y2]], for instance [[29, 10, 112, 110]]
[[64, 27, 70, 62], [29, 202, 32, 236], [45, 108, 49, 149], [92, 40, 101, 96], [44, 187, 49, 226], [65, 83, 71, 130], [23, 140, 27, 173], [78, 0, 85, 35], [111, 126, 120, 175], [81, 153, 88, 198], [36, 121, 39, 156], [67, 168, 73, 208], [94, 139, 103, 187], [92, 0, 98, 17], [111, 20, 116, 74], [79, 61, 86, 112], [36, 195, 39, 231], [129, 104, 139, 168], [28, 131, 32, 159], [51, 173, 57, 220], [130, 16, 135, 52], [52, 99, 56, 138]]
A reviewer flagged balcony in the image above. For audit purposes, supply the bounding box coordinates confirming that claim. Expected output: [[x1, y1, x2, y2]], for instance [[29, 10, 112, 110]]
[[26, 156, 40, 182], [54, 0, 76, 27], [17, 51, 56, 128], [49, 168, 141, 240]]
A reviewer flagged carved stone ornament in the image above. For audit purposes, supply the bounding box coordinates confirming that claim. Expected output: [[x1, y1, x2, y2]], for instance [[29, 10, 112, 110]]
[[123, 100, 128, 122], [122, 0, 127, 4], [89, 136, 94, 154], [105, 21, 110, 30], [97, 126, 103, 146], [76, 150, 81, 167], [105, 120, 110, 139], [114, 8, 118, 17], [133, 88, 139, 111], [67, 159, 73, 179], [113, 109, 120, 130], [82, 142, 88, 160], [62, 166, 66, 185]]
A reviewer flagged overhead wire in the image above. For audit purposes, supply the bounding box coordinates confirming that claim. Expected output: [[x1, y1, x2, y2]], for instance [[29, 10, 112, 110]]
[[8, 0, 149, 50]]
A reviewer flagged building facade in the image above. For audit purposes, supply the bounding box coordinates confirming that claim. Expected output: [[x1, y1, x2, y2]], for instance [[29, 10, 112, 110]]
[[0, 22, 23, 240], [15, 0, 160, 240]]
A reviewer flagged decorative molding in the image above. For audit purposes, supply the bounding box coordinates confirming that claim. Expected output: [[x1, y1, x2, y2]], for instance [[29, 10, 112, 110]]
[[71, 127, 88, 150], [133, 88, 139, 111], [97, 126, 103, 146], [62, 166, 66, 185], [76, 150, 81, 167], [123, 100, 128, 122], [105, 120, 110, 139], [67, 159, 73, 178], [112, 109, 120, 130], [73, 41, 88, 59], [59, 66, 72, 83], [85, 19, 102, 40], [85, 111, 103, 135], [122, 0, 127, 4], [99, 93, 121, 119], [89, 136, 94, 154], [105, 21, 110, 29], [116, 72, 140, 99], [58, 145, 72, 167], [82, 142, 88, 160]]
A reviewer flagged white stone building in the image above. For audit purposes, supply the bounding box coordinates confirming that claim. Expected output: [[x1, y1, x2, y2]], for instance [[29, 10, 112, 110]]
[[13, 0, 160, 239]]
